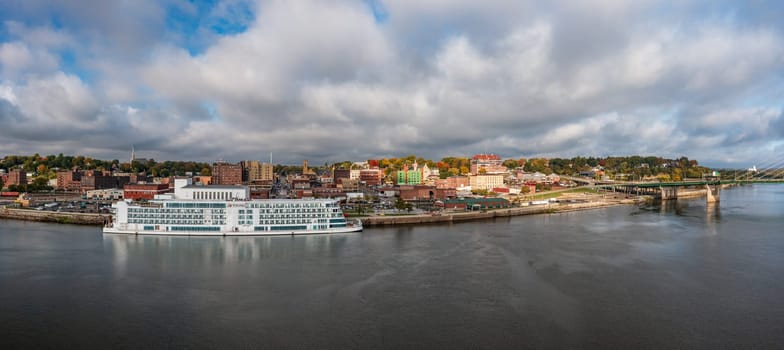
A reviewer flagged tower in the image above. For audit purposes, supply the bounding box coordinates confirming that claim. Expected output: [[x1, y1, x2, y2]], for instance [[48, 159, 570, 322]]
[[130, 145, 135, 163]]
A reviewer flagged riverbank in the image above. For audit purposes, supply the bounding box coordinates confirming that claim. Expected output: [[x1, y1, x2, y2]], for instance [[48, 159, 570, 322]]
[[361, 199, 632, 226], [361, 185, 725, 226], [0, 207, 110, 225], [1, 186, 716, 228]]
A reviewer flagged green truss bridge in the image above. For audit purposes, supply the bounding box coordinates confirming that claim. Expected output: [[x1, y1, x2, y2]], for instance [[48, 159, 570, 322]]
[[594, 179, 783, 203]]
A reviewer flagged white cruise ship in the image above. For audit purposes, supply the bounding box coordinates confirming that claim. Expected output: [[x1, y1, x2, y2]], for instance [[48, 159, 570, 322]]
[[103, 179, 362, 236]]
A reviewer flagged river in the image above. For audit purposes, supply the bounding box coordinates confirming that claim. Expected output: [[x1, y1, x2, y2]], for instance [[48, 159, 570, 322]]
[[1, 185, 783, 348]]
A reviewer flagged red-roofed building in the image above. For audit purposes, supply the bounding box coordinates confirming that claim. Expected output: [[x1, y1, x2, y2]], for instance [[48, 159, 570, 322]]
[[470, 154, 507, 174], [123, 183, 171, 201]]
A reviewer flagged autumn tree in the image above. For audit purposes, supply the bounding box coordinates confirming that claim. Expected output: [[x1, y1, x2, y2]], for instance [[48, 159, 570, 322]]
[[502, 159, 519, 169]]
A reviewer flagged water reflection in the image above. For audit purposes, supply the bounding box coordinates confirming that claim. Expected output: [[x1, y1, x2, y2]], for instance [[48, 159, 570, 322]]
[[103, 233, 353, 271], [704, 202, 721, 236]]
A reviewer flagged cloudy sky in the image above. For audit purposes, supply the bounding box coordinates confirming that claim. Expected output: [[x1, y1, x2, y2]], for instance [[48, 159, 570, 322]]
[[1, 0, 783, 167]]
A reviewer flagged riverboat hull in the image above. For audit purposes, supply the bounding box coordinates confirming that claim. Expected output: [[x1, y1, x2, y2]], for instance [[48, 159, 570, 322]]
[[102, 222, 363, 236]]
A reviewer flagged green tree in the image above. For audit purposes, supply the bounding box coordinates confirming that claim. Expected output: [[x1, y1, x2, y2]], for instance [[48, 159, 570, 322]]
[[395, 197, 407, 211]]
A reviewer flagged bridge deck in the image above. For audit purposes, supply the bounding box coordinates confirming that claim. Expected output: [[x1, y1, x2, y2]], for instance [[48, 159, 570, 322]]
[[596, 180, 783, 188]]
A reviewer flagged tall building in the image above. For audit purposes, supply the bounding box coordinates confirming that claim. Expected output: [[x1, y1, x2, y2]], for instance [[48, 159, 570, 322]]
[[56, 170, 82, 191], [359, 169, 384, 186], [260, 162, 274, 181], [7, 169, 27, 186], [241, 160, 274, 182], [213, 162, 243, 185]]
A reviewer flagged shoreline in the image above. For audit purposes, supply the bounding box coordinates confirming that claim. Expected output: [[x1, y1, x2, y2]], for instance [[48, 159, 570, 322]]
[[1, 187, 717, 228], [359, 199, 633, 227], [0, 207, 111, 226]]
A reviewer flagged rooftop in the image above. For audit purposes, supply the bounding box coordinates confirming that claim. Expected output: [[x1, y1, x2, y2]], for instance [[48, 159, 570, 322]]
[[183, 185, 247, 189]]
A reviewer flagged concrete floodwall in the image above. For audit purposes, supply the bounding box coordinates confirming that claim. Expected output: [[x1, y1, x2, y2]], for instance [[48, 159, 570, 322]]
[[0, 207, 110, 225], [362, 201, 622, 227]]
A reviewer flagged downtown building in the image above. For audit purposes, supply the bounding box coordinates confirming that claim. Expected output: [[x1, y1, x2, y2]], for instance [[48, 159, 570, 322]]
[[213, 162, 243, 185], [123, 183, 172, 201], [470, 154, 507, 175], [241, 160, 274, 183], [6, 169, 27, 186]]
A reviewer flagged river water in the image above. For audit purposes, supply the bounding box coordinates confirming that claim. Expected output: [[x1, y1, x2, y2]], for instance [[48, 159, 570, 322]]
[[1, 185, 783, 349]]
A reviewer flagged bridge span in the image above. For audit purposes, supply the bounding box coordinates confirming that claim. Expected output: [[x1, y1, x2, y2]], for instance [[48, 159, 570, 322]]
[[593, 179, 783, 203]]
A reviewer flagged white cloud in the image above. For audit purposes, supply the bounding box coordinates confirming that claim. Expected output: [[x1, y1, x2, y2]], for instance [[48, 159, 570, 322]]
[[1, 0, 783, 166]]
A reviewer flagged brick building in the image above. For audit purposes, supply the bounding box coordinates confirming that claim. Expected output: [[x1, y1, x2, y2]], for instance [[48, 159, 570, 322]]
[[445, 176, 469, 189], [360, 169, 384, 186], [333, 168, 351, 183], [123, 183, 171, 201], [399, 185, 457, 201], [56, 170, 82, 191], [313, 186, 345, 199], [213, 162, 243, 185], [81, 175, 129, 192], [7, 169, 27, 186], [399, 185, 435, 201]]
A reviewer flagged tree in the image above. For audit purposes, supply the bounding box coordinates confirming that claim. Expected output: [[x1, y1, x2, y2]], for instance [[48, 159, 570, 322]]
[[356, 203, 366, 215], [395, 197, 407, 211], [0, 177, 4, 190], [502, 159, 519, 169], [29, 176, 52, 192], [200, 167, 211, 176]]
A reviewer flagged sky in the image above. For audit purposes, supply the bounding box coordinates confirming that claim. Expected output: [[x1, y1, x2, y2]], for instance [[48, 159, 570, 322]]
[[1, 0, 783, 168]]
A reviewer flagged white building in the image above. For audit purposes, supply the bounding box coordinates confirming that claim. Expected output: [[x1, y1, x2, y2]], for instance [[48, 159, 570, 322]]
[[469, 174, 505, 191], [166, 178, 250, 201], [86, 189, 124, 200]]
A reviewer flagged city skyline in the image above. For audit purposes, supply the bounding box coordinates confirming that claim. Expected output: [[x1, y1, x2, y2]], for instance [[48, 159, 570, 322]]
[[1, 1, 783, 167]]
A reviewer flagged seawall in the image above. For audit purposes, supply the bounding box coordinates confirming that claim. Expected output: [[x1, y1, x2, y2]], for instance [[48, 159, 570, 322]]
[[0, 207, 110, 225], [361, 201, 625, 227]]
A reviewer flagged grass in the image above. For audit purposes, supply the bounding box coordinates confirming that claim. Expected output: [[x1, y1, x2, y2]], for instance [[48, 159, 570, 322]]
[[523, 188, 602, 201]]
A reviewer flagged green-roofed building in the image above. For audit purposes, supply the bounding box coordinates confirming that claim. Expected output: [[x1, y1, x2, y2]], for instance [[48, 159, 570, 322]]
[[442, 197, 510, 211]]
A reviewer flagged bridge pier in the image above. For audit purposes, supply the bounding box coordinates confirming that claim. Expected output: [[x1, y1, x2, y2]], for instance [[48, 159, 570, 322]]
[[660, 186, 678, 201], [705, 184, 720, 203]]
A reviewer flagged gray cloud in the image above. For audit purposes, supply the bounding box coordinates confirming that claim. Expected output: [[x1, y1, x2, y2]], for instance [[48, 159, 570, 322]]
[[1, 0, 783, 167]]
